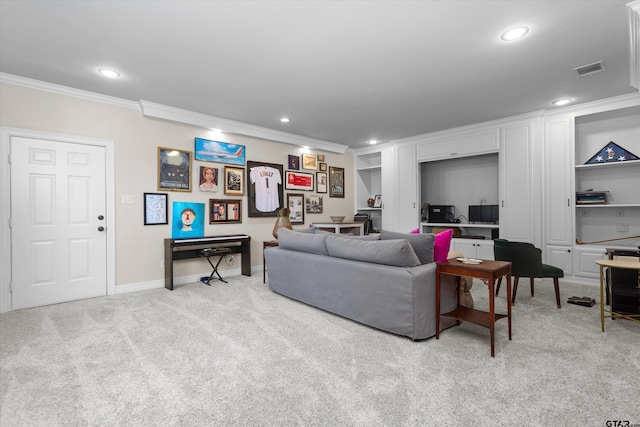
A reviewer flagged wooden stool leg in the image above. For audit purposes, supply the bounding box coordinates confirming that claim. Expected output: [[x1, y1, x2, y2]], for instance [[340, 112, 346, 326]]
[[530, 277, 535, 297], [554, 278, 561, 309], [512, 277, 520, 305]]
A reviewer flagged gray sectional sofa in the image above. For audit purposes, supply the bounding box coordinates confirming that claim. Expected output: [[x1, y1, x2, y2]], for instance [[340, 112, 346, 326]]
[[264, 228, 458, 340]]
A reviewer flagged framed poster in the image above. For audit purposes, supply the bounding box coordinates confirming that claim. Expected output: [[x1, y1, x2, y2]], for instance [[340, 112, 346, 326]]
[[224, 166, 245, 195], [285, 171, 314, 191], [301, 153, 318, 170], [306, 195, 323, 214], [171, 201, 205, 239], [198, 166, 219, 193], [143, 193, 168, 225], [316, 172, 327, 193], [329, 166, 345, 198], [288, 155, 300, 170], [209, 199, 242, 223], [194, 137, 245, 165], [319, 162, 327, 172], [247, 161, 284, 217], [287, 193, 305, 225], [158, 147, 192, 192]]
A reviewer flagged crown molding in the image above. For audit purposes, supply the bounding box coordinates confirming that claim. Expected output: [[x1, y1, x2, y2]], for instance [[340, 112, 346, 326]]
[[0, 73, 348, 153], [139, 101, 348, 154], [0, 73, 139, 109], [629, 1, 640, 89]]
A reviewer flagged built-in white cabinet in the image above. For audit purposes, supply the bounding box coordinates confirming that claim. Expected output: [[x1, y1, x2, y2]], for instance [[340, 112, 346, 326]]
[[542, 95, 640, 278], [354, 151, 382, 231], [452, 239, 494, 260], [416, 128, 499, 161], [546, 245, 573, 276], [354, 147, 395, 232], [394, 143, 418, 231], [573, 104, 640, 250], [499, 120, 536, 242]]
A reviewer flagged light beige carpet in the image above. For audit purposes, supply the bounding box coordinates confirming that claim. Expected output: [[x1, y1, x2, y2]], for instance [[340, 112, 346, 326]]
[[1, 275, 638, 426]]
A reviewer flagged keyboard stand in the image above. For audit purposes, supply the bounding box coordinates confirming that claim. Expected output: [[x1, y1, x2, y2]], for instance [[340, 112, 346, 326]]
[[200, 247, 232, 284]]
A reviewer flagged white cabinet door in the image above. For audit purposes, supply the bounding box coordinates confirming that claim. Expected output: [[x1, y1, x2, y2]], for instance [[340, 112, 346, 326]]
[[452, 239, 494, 260], [573, 247, 607, 279], [381, 147, 395, 231], [543, 116, 573, 246], [394, 143, 418, 232], [499, 122, 534, 242], [546, 245, 573, 276]]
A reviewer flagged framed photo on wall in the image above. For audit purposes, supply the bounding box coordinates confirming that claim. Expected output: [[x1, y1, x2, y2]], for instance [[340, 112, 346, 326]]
[[288, 155, 300, 170], [224, 166, 245, 195], [198, 166, 219, 193], [301, 153, 318, 170], [306, 195, 323, 214], [316, 172, 327, 193], [158, 147, 192, 192], [209, 199, 242, 223], [247, 161, 284, 217], [287, 193, 305, 225], [143, 193, 168, 225], [329, 166, 345, 198], [194, 137, 245, 165], [284, 171, 314, 191]]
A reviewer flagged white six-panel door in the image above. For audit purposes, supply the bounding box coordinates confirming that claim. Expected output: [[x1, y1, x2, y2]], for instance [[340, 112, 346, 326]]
[[10, 137, 107, 309]]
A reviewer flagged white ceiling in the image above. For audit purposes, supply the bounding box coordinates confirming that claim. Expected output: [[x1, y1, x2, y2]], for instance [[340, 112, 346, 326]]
[[0, 0, 637, 149]]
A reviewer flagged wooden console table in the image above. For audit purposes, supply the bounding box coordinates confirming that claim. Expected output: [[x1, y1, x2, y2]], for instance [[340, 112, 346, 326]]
[[594, 258, 640, 332], [164, 235, 251, 290], [436, 258, 512, 357], [312, 222, 364, 236]]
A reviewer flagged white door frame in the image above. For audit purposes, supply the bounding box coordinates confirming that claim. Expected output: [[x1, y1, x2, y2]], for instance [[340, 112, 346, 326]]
[[0, 127, 116, 313]]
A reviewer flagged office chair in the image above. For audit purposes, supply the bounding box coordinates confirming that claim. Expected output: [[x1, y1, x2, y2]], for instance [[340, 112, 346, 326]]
[[493, 239, 564, 308]]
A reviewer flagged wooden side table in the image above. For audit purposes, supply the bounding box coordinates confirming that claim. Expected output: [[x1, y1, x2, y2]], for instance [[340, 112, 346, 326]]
[[594, 258, 640, 332], [263, 240, 279, 284], [436, 258, 512, 357]]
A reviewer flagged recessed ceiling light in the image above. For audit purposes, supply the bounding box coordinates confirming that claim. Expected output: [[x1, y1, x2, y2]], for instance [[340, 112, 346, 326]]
[[280, 117, 290, 123], [368, 139, 378, 145], [500, 26, 529, 41], [552, 98, 574, 106], [97, 68, 121, 78]]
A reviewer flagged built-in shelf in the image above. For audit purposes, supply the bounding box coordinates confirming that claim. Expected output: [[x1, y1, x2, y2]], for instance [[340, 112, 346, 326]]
[[422, 222, 499, 229], [356, 207, 382, 211], [576, 204, 640, 208], [356, 165, 381, 172], [575, 160, 640, 170]]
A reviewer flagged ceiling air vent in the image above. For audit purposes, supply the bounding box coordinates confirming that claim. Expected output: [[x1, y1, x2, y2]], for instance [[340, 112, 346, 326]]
[[573, 60, 605, 78]]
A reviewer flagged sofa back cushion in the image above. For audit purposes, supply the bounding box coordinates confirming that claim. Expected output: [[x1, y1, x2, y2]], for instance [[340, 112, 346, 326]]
[[380, 230, 435, 264], [277, 227, 328, 255], [325, 234, 421, 267]]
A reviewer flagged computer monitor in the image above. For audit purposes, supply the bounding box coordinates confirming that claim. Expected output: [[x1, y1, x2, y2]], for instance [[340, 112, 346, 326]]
[[468, 205, 499, 224]]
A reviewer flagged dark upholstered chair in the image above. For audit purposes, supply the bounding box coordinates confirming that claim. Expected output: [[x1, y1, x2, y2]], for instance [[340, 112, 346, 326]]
[[493, 239, 564, 308]]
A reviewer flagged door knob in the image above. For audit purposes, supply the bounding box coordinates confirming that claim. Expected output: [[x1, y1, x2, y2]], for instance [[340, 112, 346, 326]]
[[98, 226, 105, 232], [98, 215, 104, 220]]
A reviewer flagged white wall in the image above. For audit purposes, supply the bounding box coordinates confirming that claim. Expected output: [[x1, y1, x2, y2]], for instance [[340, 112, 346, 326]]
[[420, 153, 499, 222], [0, 82, 355, 289]]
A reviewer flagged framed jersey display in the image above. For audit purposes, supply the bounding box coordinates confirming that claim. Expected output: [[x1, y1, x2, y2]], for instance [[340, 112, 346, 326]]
[[247, 160, 284, 217]]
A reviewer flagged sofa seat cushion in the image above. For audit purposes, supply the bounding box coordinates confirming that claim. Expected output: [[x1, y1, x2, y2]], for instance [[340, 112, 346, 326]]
[[380, 230, 435, 264], [325, 234, 421, 267], [277, 227, 328, 255]]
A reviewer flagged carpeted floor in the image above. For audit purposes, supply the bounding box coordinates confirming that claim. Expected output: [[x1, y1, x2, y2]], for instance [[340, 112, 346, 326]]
[[1, 275, 638, 426]]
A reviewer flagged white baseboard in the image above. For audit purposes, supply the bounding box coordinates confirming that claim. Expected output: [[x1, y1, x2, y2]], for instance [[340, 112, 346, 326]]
[[115, 265, 263, 294]]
